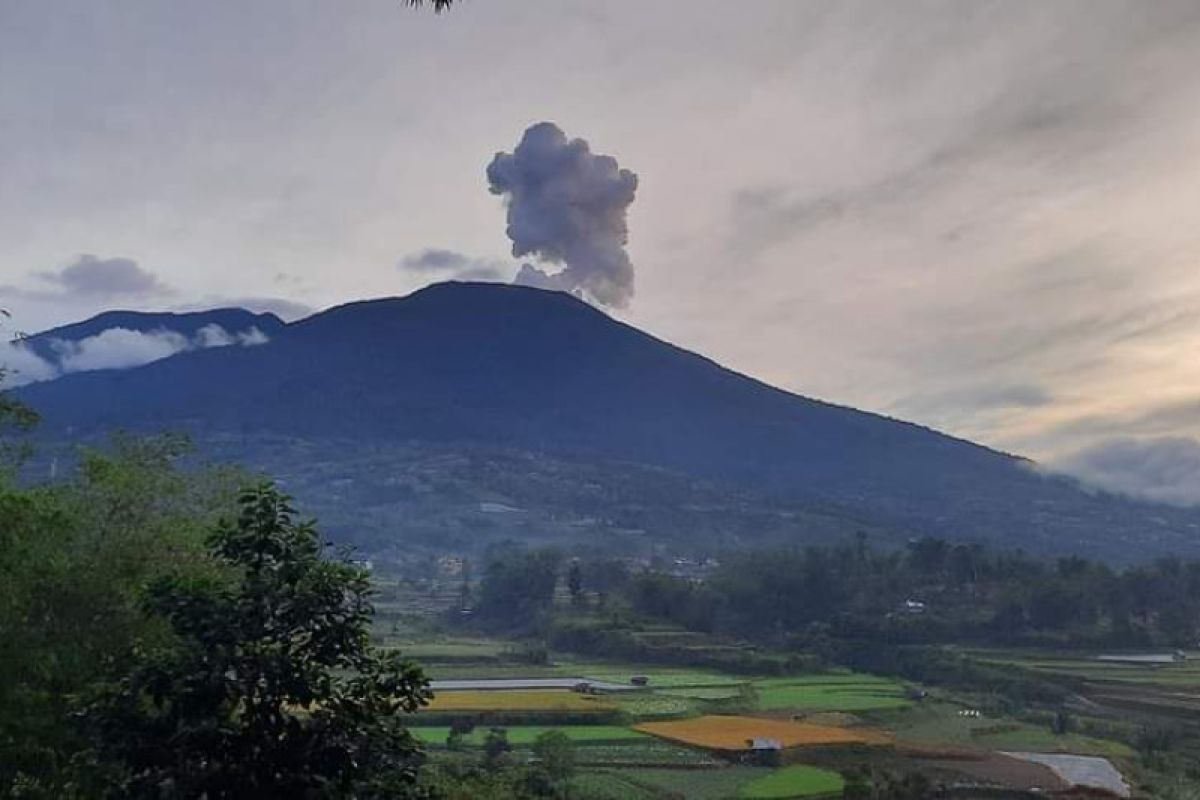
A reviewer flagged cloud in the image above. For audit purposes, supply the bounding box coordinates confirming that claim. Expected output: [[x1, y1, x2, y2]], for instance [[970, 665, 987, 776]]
[[892, 383, 1052, 419], [1051, 437, 1200, 507], [398, 248, 506, 281], [0, 341, 60, 388], [195, 323, 270, 348], [0, 323, 270, 386], [52, 328, 190, 372], [36, 254, 171, 298], [487, 121, 639, 308]]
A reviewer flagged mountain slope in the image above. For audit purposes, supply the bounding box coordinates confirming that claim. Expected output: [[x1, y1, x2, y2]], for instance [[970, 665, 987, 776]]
[[16, 282, 1200, 560]]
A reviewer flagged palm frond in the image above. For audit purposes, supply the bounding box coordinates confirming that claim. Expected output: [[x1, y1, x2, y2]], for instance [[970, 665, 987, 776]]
[[404, 0, 455, 12]]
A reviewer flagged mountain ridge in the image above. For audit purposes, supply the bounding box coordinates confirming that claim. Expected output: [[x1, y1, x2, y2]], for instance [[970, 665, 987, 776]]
[[14, 282, 1199, 561]]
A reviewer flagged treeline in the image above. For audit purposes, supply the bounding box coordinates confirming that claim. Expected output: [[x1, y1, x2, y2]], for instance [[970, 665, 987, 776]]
[[471, 535, 1200, 650]]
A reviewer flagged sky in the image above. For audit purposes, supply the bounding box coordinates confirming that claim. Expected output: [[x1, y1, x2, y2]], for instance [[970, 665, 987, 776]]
[[3, 0, 1200, 500]]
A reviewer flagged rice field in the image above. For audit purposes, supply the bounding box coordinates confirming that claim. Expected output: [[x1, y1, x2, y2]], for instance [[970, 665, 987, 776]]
[[740, 765, 846, 799], [635, 715, 887, 751], [423, 689, 614, 713]]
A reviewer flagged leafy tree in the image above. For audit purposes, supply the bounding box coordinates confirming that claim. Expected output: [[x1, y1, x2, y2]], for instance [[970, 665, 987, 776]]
[[566, 559, 584, 608], [477, 548, 562, 629], [0, 435, 239, 795], [483, 727, 512, 768], [83, 483, 431, 798], [530, 730, 576, 792], [0, 324, 39, 472]]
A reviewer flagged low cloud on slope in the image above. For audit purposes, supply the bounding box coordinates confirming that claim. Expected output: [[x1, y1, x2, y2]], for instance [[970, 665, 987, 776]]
[[1, 323, 269, 388], [1051, 436, 1200, 506]]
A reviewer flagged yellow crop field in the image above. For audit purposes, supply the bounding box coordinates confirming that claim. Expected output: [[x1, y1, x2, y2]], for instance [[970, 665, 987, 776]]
[[634, 715, 888, 751], [424, 690, 614, 713]]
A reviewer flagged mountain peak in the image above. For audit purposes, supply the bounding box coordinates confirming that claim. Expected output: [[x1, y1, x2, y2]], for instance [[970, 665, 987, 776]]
[[15, 287, 1200, 561]]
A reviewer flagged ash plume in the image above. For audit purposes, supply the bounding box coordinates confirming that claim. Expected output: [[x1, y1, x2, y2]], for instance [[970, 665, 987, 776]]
[[487, 122, 639, 308]]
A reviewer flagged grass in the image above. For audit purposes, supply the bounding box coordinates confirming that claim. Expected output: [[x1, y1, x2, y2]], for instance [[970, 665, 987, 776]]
[[423, 689, 613, 713], [740, 765, 846, 798], [411, 725, 645, 747], [635, 715, 887, 751]]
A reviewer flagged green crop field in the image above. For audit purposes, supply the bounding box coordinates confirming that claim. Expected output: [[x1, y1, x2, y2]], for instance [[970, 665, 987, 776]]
[[570, 770, 661, 799], [617, 767, 773, 799], [392, 638, 510, 659], [752, 675, 909, 712], [615, 693, 697, 718], [740, 765, 846, 799], [739, 767, 844, 796], [576, 740, 725, 767], [411, 725, 646, 747]]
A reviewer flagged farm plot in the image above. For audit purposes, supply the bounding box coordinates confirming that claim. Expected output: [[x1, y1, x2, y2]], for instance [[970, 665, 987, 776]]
[[893, 702, 1133, 759], [576, 740, 725, 767], [635, 715, 888, 751], [615, 692, 696, 719], [752, 676, 910, 712], [411, 725, 645, 747], [740, 765, 846, 798], [423, 689, 613, 713], [612, 767, 773, 800]]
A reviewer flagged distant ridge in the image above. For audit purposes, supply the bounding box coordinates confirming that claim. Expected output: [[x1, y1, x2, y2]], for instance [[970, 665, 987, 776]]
[[22, 308, 287, 363]]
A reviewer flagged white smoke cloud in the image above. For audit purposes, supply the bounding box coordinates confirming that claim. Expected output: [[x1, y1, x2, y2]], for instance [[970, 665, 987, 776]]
[[1050, 436, 1200, 507], [487, 122, 638, 308], [0, 324, 271, 387]]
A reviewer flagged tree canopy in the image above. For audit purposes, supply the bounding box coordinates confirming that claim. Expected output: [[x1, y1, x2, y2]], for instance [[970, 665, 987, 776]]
[[84, 484, 431, 798]]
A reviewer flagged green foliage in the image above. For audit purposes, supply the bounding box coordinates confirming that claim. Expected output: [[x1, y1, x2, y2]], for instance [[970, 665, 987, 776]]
[[602, 537, 1200, 651], [477, 547, 562, 630], [0, 435, 240, 794], [82, 484, 431, 798], [531, 730, 577, 784], [483, 727, 513, 768]]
